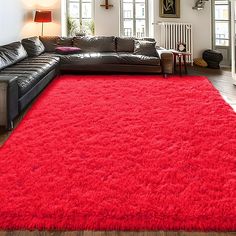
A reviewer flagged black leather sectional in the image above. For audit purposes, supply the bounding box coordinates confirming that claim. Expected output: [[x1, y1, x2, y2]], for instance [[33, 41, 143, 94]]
[[0, 36, 173, 130]]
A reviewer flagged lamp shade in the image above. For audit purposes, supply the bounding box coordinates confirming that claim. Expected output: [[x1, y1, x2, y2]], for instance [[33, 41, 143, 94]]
[[34, 11, 52, 23]]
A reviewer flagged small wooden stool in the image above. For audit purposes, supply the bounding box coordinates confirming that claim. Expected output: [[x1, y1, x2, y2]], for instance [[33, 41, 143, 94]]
[[171, 51, 192, 76]]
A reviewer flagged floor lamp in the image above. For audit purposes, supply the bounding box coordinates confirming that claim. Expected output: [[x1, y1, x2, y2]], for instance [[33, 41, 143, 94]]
[[230, 0, 236, 85], [34, 10, 52, 36]]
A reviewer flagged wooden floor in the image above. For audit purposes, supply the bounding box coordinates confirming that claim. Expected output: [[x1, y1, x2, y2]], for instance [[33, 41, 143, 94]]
[[0, 66, 235, 236], [0, 231, 235, 236]]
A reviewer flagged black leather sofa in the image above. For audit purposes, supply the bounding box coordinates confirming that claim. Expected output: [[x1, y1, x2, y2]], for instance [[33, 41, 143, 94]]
[[0, 36, 173, 130], [39, 36, 173, 74]]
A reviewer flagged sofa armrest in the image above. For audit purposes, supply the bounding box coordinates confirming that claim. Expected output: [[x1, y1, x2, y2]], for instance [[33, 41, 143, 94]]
[[157, 49, 174, 75], [0, 75, 19, 129]]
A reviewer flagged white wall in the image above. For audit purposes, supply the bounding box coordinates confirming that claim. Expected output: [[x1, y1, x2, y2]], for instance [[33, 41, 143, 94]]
[[94, 0, 120, 36], [35, 0, 62, 36], [93, 0, 212, 58], [0, 0, 212, 57], [0, 0, 62, 45], [0, 0, 37, 45], [153, 0, 212, 57]]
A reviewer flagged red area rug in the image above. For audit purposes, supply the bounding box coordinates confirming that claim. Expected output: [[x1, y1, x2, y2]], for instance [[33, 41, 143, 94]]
[[0, 75, 235, 231]]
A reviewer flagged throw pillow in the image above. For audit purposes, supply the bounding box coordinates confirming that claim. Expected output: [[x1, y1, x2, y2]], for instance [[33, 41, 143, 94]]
[[55, 46, 81, 55], [22, 37, 45, 57], [134, 40, 158, 57]]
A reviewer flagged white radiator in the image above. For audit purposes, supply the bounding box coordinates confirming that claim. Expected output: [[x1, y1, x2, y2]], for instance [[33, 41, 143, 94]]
[[158, 22, 193, 64]]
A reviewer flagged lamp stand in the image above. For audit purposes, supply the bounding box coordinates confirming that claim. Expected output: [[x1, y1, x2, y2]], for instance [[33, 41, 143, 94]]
[[41, 22, 44, 36]]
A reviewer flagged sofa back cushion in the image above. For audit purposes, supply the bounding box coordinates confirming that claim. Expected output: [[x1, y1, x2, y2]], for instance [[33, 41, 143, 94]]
[[39, 36, 73, 52], [39, 36, 60, 52], [116, 37, 135, 52], [22, 37, 45, 57], [116, 37, 157, 52], [142, 38, 156, 42], [57, 37, 73, 47], [0, 42, 28, 70], [73, 36, 116, 52], [134, 40, 158, 57]]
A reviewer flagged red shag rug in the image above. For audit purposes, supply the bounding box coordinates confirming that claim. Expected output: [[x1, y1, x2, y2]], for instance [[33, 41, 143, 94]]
[[0, 75, 235, 231]]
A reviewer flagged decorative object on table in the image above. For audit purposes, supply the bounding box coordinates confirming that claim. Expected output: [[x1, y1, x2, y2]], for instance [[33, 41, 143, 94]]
[[160, 0, 180, 18], [202, 50, 223, 69], [192, 0, 209, 10], [177, 42, 186, 52], [100, 0, 113, 9], [171, 50, 192, 76], [193, 58, 208, 67], [34, 10, 52, 36]]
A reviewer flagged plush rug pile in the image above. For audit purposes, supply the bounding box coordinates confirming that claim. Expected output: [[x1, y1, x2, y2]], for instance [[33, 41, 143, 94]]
[[0, 75, 235, 231]]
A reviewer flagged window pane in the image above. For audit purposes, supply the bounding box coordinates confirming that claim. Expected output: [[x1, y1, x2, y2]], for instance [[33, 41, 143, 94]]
[[215, 0, 228, 5], [82, 19, 94, 35], [123, 3, 133, 18], [124, 19, 133, 36], [136, 19, 145, 38], [215, 22, 229, 39], [215, 5, 229, 20], [69, 2, 80, 18], [135, 2, 145, 18], [82, 2, 92, 18], [215, 39, 229, 46], [121, 0, 148, 37]]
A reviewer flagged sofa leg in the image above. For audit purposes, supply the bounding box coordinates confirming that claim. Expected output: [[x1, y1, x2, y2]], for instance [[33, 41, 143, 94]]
[[6, 120, 14, 131]]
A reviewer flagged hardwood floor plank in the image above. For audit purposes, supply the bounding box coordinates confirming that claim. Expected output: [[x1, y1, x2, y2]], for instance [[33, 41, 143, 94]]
[[1, 232, 236, 236]]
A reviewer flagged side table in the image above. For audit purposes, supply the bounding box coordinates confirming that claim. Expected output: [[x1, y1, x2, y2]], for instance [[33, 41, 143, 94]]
[[171, 50, 192, 76]]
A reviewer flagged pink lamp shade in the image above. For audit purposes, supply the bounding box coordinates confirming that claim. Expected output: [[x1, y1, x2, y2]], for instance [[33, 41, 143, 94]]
[[34, 11, 52, 23]]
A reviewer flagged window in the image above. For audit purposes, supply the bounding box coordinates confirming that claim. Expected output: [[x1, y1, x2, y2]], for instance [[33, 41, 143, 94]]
[[213, 0, 230, 46], [120, 0, 148, 38], [67, 0, 94, 36]]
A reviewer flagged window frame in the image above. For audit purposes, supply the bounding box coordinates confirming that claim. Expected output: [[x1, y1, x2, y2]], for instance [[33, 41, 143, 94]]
[[120, 0, 149, 38], [212, 0, 231, 47], [66, 0, 95, 34]]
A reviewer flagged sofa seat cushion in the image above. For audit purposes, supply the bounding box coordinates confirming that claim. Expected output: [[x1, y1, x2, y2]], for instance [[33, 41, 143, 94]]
[[117, 53, 160, 66], [0, 54, 59, 97], [60, 53, 122, 65]]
